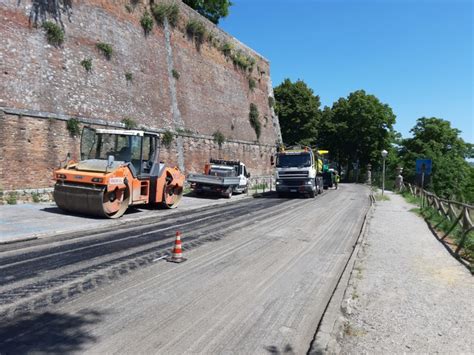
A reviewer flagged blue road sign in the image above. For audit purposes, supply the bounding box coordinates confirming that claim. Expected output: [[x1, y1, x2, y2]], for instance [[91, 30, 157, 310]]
[[416, 159, 432, 175]]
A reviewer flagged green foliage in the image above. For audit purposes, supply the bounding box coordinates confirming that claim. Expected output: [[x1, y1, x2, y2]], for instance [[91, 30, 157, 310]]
[[212, 130, 226, 146], [125, 72, 133, 81], [96, 42, 113, 60], [80, 58, 92, 72], [42, 21, 64, 47], [6, 192, 18, 205], [318, 90, 396, 177], [66, 118, 81, 136], [220, 42, 233, 56], [172, 69, 180, 80], [398, 117, 474, 202], [183, 0, 232, 24], [125, 4, 133, 13], [152, 2, 179, 27], [268, 96, 275, 108], [186, 19, 207, 44], [248, 77, 256, 91], [32, 192, 41, 203], [121, 118, 138, 130], [249, 103, 261, 139], [161, 130, 174, 148], [231, 51, 255, 71], [141, 10, 154, 35], [274, 78, 321, 147]]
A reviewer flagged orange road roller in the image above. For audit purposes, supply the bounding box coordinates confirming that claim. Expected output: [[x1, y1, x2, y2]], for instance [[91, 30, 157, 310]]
[[53, 127, 185, 218]]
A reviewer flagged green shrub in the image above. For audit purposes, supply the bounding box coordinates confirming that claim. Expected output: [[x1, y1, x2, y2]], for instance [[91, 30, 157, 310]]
[[152, 2, 179, 27], [248, 77, 256, 91], [96, 42, 113, 60], [32, 192, 41, 203], [125, 72, 133, 81], [42, 21, 64, 47], [231, 51, 256, 71], [141, 10, 154, 35], [213, 130, 225, 147], [122, 118, 138, 130], [249, 103, 261, 139], [172, 69, 180, 80], [268, 96, 275, 108], [66, 118, 81, 136], [80, 58, 92, 72], [161, 130, 174, 148], [186, 19, 207, 44], [6, 192, 18, 205], [220, 42, 233, 56]]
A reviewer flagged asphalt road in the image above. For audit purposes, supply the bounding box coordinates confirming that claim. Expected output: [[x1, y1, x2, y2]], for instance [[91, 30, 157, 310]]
[[0, 184, 370, 354]]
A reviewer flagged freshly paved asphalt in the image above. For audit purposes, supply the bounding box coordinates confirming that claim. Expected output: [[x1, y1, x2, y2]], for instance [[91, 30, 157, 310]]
[[0, 184, 370, 354]]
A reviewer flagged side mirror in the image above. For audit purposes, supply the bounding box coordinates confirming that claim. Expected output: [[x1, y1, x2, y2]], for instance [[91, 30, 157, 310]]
[[247, 172, 251, 178], [270, 156, 275, 166]]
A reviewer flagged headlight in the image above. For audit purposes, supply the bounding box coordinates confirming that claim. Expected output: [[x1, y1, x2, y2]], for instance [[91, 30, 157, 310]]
[[56, 174, 66, 179], [276, 180, 281, 185], [92, 177, 103, 183], [306, 180, 313, 185]]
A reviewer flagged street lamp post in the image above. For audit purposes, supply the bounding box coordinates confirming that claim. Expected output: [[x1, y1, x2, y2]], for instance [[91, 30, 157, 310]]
[[381, 150, 388, 196]]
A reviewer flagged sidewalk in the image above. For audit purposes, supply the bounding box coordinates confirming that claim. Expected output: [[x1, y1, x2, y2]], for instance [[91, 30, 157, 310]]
[[0, 193, 249, 244], [339, 191, 473, 353]]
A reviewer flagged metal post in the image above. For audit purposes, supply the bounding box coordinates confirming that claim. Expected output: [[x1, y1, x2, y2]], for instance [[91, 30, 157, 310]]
[[382, 157, 386, 196]]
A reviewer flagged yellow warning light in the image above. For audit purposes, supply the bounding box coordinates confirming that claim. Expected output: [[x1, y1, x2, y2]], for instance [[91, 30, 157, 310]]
[[318, 150, 329, 155]]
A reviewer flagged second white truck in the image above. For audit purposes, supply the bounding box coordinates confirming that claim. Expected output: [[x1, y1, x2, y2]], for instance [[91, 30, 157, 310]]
[[187, 159, 250, 198]]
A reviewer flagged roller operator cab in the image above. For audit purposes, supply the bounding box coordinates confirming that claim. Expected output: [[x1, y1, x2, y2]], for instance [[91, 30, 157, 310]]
[[53, 127, 185, 218], [275, 147, 324, 198]]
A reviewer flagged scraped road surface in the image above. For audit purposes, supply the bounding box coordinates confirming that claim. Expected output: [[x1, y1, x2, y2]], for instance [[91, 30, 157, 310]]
[[0, 184, 370, 354]]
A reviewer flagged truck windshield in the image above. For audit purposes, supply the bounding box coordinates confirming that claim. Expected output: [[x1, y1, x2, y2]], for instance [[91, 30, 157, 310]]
[[277, 153, 312, 168], [81, 131, 141, 162]]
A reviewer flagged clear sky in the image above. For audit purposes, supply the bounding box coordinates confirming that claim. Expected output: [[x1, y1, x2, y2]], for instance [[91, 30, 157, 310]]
[[220, 0, 473, 143]]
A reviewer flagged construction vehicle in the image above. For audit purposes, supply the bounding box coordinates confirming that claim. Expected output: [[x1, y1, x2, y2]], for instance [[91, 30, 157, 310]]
[[187, 159, 250, 198], [53, 127, 185, 218], [274, 146, 324, 198]]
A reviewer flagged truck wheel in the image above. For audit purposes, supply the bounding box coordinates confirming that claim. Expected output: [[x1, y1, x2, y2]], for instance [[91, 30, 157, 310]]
[[309, 190, 316, 198]]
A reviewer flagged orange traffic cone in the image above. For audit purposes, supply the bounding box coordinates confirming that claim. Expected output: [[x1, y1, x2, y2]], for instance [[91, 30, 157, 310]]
[[167, 231, 187, 263]]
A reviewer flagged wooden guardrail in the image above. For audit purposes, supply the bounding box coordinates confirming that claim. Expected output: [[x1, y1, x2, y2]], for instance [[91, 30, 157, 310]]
[[405, 183, 473, 258]]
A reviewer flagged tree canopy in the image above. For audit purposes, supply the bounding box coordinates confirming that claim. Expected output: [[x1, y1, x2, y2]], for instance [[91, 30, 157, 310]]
[[399, 117, 474, 201], [274, 79, 321, 147], [183, 0, 232, 24], [319, 90, 396, 173]]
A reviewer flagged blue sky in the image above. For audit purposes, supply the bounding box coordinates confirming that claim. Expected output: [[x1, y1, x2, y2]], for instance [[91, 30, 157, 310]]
[[220, 0, 473, 143]]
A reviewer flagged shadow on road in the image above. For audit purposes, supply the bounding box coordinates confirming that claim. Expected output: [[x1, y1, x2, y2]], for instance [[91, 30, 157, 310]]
[[0, 309, 104, 353], [264, 343, 295, 354]]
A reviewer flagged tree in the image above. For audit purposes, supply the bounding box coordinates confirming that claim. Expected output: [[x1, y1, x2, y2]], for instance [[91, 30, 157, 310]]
[[274, 79, 321, 147], [183, 0, 232, 24], [399, 117, 473, 201], [320, 90, 396, 179]]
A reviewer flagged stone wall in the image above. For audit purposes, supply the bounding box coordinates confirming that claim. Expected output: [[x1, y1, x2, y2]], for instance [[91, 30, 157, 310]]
[[0, 0, 281, 191]]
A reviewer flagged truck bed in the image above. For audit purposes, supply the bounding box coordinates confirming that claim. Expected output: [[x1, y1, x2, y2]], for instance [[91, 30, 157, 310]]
[[187, 173, 240, 187]]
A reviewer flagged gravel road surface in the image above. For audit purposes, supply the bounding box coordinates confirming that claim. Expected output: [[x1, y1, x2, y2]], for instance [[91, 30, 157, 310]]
[[0, 184, 370, 354], [339, 192, 473, 353]]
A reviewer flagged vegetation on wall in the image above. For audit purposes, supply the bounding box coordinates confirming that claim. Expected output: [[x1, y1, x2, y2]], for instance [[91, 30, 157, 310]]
[[140, 10, 154, 36], [161, 130, 174, 148], [213, 130, 226, 146], [152, 2, 179, 27], [186, 19, 207, 44], [80, 58, 92, 72], [66, 118, 81, 136], [121, 118, 138, 130], [42, 21, 64, 47], [96, 42, 113, 60], [249, 103, 261, 140], [268, 96, 275, 108], [125, 72, 133, 82], [172, 69, 180, 80], [231, 50, 256, 71], [220, 42, 233, 56], [248, 77, 256, 91]]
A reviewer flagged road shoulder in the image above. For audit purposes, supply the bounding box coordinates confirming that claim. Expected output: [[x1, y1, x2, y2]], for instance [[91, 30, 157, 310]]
[[329, 191, 473, 353]]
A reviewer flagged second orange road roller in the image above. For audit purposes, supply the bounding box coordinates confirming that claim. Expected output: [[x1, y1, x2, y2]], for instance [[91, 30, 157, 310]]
[[53, 127, 185, 218]]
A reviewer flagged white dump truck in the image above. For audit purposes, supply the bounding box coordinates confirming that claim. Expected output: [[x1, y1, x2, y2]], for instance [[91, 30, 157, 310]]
[[187, 159, 250, 198]]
